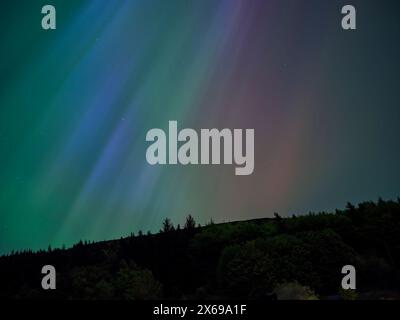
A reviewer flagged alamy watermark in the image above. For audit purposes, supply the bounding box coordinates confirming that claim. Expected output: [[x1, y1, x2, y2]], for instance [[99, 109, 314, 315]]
[[145, 121, 255, 176]]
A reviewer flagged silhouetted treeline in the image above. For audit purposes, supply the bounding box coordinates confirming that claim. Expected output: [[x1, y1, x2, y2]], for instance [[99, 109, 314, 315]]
[[1, 199, 400, 300]]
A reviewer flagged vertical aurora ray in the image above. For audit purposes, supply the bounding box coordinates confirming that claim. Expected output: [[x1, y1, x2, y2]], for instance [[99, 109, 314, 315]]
[[0, 0, 399, 253]]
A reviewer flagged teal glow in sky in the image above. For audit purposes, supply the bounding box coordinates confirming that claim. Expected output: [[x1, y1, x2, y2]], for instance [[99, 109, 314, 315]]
[[0, 0, 399, 254]]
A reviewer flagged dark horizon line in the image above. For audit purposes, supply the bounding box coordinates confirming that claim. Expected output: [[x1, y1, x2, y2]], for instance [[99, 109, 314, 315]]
[[1, 196, 399, 258]]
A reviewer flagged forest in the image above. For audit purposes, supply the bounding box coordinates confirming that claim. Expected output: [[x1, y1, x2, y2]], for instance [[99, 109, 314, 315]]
[[1, 198, 400, 300]]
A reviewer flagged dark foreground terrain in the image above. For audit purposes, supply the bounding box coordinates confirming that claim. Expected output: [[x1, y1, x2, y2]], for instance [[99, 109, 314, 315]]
[[1, 199, 400, 300]]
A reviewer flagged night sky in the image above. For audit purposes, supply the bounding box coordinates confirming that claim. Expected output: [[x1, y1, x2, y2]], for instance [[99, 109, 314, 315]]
[[0, 0, 399, 254]]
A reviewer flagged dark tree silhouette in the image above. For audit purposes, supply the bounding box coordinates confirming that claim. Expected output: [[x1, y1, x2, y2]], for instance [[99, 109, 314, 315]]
[[273, 212, 285, 232], [162, 218, 174, 232], [346, 202, 355, 211], [184, 214, 196, 230], [1, 199, 400, 300]]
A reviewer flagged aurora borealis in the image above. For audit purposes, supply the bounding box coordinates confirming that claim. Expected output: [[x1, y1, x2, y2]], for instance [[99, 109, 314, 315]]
[[0, 0, 399, 254]]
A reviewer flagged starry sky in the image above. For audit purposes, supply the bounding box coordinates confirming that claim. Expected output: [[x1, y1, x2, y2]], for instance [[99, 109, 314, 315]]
[[0, 0, 399, 254]]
